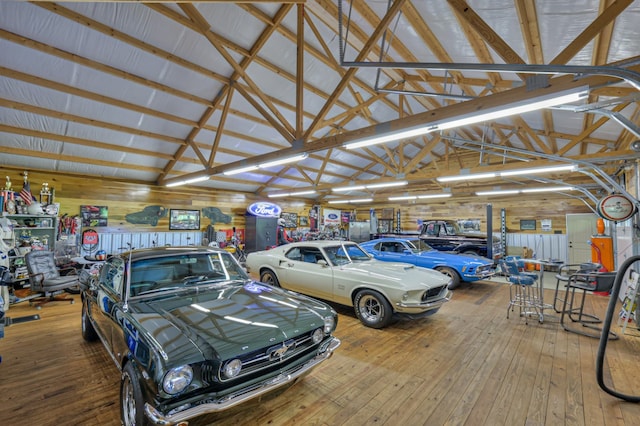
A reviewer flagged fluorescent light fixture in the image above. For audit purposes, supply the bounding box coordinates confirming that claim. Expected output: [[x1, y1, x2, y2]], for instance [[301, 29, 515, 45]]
[[223, 165, 259, 176], [345, 127, 437, 149], [499, 165, 576, 177], [268, 189, 317, 198], [389, 195, 417, 201], [437, 87, 589, 131], [344, 86, 588, 150], [290, 190, 316, 196], [437, 172, 497, 182], [389, 193, 453, 201], [184, 176, 209, 184], [476, 186, 576, 196], [438, 164, 577, 182], [333, 181, 408, 192], [476, 190, 521, 196], [222, 153, 308, 177], [166, 175, 209, 187], [259, 153, 308, 168], [328, 198, 373, 204], [366, 181, 408, 189], [521, 186, 575, 193], [333, 185, 366, 192], [418, 193, 452, 199]]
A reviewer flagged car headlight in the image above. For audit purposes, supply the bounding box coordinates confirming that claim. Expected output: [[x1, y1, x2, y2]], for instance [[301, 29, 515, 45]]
[[163, 365, 193, 395], [312, 328, 324, 344], [222, 358, 243, 379], [323, 315, 335, 333]]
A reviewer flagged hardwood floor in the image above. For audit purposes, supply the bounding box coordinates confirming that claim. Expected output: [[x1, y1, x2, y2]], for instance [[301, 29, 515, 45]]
[[1, 280, 639, 426]]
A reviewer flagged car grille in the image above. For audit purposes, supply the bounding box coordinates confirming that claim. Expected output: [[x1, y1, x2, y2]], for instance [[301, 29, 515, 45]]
[[201, 330, 320, 383], [422, 285, 447, 301], [477, 264, 494, 274]]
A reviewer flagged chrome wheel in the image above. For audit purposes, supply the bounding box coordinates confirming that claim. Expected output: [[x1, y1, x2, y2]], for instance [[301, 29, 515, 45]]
[[120, 362, 146, 425], [121, 374, 136, 425], [354, 290, 393, 329], [359, 295, 382, 321]]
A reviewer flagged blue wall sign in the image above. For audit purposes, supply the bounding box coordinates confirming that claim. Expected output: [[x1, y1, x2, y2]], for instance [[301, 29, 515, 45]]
[[247, 202, 282, 218]]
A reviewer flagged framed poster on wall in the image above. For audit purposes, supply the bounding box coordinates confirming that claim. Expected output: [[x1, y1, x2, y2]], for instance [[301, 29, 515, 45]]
[[520, 219, 536, 231], [281, 212, 298, 228], [169, 209, 200, 230], [81, 205, 108, 227]]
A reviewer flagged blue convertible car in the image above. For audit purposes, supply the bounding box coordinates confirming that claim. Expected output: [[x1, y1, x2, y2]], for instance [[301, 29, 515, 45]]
[[360, 238, 495, 289]]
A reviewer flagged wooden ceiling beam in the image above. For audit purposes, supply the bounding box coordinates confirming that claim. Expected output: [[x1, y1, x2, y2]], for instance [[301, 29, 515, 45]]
[[208, 90, 234, 168], [550, 0, 633, 65], [558, 102, 630, 156], [515, 0, 544, 64], [303, 0, 408, 140], [446, 0, 529, 81], [181, 3, 296, 141], [36, 2, 227, 83], [295, 4, 305, 138], [402, 1, 477, 98], [0, 145, 164, 174]]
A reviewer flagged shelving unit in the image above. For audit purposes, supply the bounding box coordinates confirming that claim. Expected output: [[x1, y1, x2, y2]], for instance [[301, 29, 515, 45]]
[[9, 214, 57, 250], [3, 214, 58, 293]]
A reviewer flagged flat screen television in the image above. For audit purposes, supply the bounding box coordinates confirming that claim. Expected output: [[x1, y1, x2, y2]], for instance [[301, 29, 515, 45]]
[[169, 209, 201, 230]]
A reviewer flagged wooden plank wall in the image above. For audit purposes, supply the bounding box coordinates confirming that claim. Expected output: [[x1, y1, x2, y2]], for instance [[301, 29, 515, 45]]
[[1, 167, 593, 241]]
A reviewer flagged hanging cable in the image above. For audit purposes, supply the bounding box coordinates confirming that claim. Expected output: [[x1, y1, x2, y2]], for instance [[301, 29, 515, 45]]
[[596, 255, 640, 402]]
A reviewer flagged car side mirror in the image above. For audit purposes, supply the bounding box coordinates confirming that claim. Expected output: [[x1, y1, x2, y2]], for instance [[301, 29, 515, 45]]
[[403, 249, 411, 254], [317, 259, 328, 266]]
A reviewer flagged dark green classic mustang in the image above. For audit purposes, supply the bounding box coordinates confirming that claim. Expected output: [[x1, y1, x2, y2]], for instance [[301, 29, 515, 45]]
[[81, 246, 340, 426]]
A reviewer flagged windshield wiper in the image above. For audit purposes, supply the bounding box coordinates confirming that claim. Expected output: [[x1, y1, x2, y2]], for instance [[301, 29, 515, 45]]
[[137, 286, 183, 296], [182, 274, 225, 284]]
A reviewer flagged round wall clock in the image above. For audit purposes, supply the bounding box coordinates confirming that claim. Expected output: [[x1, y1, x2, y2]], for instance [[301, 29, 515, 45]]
[[596, 193, 637, 222]]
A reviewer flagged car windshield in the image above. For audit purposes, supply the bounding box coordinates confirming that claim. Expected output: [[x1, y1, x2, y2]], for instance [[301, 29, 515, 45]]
[[323, 243, 371, 266], [406, 239, 434, 252], [129, 251, 248, 297]]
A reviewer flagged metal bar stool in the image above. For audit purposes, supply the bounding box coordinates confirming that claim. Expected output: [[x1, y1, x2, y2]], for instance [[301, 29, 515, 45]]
[[502, 260, 540, 324], [560, 271, 618, 339], [553, 262, 601, 313]]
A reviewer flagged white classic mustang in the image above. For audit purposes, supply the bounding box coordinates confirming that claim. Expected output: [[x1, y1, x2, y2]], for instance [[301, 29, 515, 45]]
[[245, 241, 453, 328]]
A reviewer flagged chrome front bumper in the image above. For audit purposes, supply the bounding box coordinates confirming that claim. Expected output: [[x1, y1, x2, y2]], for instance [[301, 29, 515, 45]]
[[394, 290, 453, 314], [144, 337, 341, 426], [462, 271, 496, 281]]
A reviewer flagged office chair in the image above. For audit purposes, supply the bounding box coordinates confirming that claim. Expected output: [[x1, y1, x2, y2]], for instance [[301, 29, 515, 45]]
[[25, 250, 78, 309]]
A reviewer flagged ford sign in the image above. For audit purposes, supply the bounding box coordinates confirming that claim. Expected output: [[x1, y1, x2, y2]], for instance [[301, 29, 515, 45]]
[[247, 202, 282, 217]]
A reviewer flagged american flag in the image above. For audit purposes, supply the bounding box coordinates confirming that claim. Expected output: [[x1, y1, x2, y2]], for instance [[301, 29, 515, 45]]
[[20, 180, 32, 206]]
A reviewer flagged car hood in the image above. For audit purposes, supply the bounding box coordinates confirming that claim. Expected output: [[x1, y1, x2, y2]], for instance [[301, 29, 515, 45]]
[[128, 281, 332, 362], [340, 259, 451, 288], [416, 250, 491, 265]]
